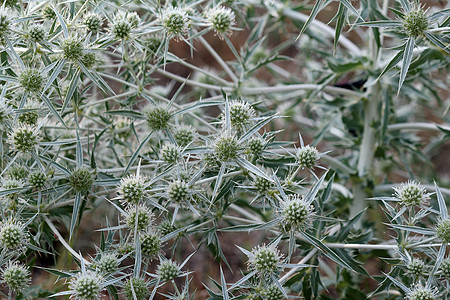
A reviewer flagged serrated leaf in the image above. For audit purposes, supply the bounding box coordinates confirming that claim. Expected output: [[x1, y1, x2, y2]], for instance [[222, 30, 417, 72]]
[[434, 182, 448, 218]]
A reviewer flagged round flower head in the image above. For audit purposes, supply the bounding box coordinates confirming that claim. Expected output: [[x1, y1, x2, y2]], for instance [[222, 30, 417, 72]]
[[143, 105, 171, 131], [17, 107, 39, 126], [173, 125, 196, 146], [225, 100, 255, 128], [406, 284, 437, 300], [8, 124, 40, 153], [140, 231, 161, 259], [80, 52, 97, 68], [28, 24, 46, 43], [83, 13, 102, 32], [402, 6, 429, 38], [19, 68, 45, 93], [435, 218, 450, 244], [159, 6, 191, 37], [157, 259, 180, 281], [248, 244, 282, 277], [0, 219, 28, 251], [214, 135, 240, 162], [0, 9, 11, 35], [160, 143, 181, 164], [126, 12, 140, 28], [1, 178, 24, 202], [207, 6, 235, 36], [393, 181, 431, 207], [95, 253, 119, 274], [61, 36, 85, 61], [253, 177, 274, 195], [262, 285, 284, 300], [296, 145, 320, 169], [69, 167, 94, 193], [42, 6, 56, 19], [407, 258, 425, 278], [247, 137, 264, 156], [1, 261, 30, 293], [112, 18, 131, 40], [123, 277, 149, 300], [117, 175, 146, 205], [69, 270, 103, 300], [159, 220, 177, 236], [5, 164, 28, 180], [280, 194, 315, 232], [167, 180, 189, 203], [125, 205, 154, 231], [440, 258, 450, 279]]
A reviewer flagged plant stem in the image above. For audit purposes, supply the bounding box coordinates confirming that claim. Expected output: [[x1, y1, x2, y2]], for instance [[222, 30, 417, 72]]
[[197, 36, 239, 83], [44, 216, 91, 265], [279, 248, 318, 284]]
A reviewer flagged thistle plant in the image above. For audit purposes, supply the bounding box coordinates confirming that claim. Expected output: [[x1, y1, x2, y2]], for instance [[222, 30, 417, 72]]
[[0, 0, 447, 299]]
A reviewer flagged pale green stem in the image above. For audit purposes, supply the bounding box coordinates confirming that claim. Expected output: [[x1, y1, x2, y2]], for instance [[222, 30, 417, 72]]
[[197, 36, 239, 83], [279, 249, 318, 284], [44, 216, 91, 265]]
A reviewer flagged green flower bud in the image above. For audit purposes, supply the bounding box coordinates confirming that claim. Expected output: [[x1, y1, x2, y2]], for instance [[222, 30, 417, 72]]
[[95, 253, 119, 274], [1, 261, 30, 293], [8, 124, 40, 152], [435, 218, 450, 244], [167, 180, 189, 203], [18, 108, 39, 125], [248, 244, 282, 277], [440, 258, 450, 279], [5, 165, 28, 180], [253, 177, 274, 195], [173, 125, 196, 146], [28, 24, 46, 42], [280, 194, 314, 232], [247, 137, 264, 156], [112, 19, 131, 40], [262, 285, 284, 300], [83, 13, 102, 32], [296, 145, 319, 169], [160, 6, 190, 37], [226, 100, 255, 128], [394, 181, 430, 207], [69, 167, 94, 193], [19, 69, 45, 94], [140, 231, 161, 259], [143, 105, 171, 131], [117, 175, 146, 205], [402, 7, 429, 38], [214, 135, 240, 162], [123, 277, 149, 300], [27, 170, 47, 190], [157, 259, 180, 281], [125, 205, 154, 231], [407, 258, 425, 278], [42, 6, 56, 20], [160, 143, 181, 164], [61, 36, 84, 61], [207, 6, 235, 35], [69, 271, 103, 300], [406, 284, 437, 300], [0, 219, 28, 251]]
